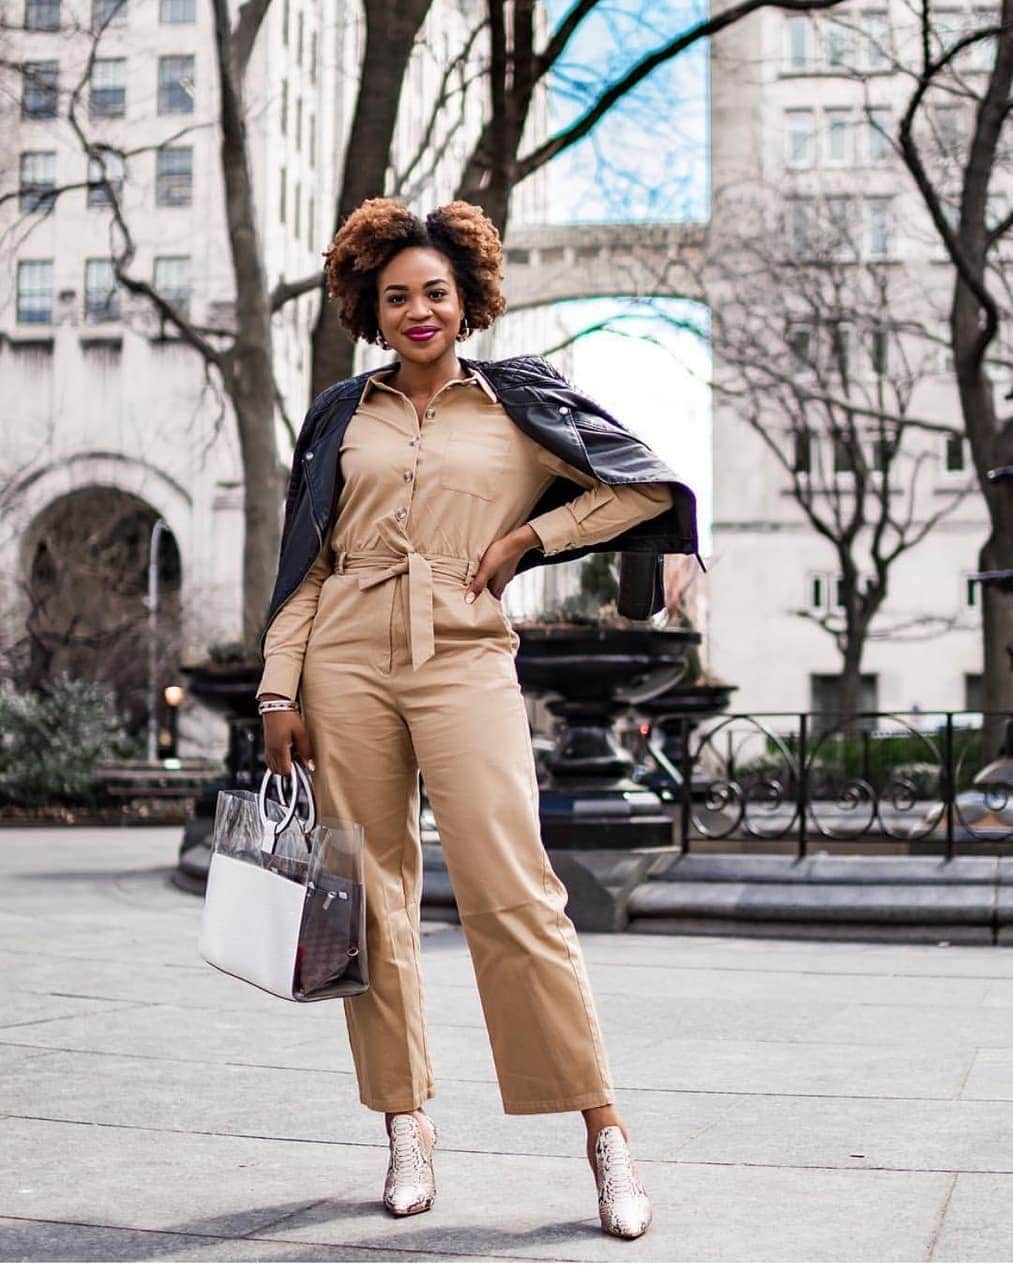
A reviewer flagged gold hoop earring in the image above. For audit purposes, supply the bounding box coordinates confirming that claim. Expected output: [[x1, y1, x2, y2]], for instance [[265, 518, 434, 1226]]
[[456, 317, 471, 342]]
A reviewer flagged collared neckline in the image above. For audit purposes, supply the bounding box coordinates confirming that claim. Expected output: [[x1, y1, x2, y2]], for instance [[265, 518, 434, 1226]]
[[364, 359, 498, 404]]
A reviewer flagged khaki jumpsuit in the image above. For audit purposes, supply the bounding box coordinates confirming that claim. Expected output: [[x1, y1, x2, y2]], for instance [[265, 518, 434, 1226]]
[[258, 365, 675, 1115]]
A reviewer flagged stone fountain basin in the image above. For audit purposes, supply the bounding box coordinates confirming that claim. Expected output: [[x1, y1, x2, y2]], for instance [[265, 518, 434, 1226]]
[[515, 624, 701, 703]]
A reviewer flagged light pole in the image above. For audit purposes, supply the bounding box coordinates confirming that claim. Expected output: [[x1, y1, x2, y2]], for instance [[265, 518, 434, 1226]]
[[145, 518, 169, 764], [163, 683, 184, 758]]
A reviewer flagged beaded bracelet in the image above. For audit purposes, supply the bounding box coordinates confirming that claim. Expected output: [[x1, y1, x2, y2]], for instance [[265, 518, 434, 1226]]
[[258, 699, 300, 716]]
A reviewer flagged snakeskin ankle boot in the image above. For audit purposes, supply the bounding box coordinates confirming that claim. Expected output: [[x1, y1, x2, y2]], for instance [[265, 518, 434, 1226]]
[[383, 1112, 437, 1217], [593, 1125, 652, 1239]]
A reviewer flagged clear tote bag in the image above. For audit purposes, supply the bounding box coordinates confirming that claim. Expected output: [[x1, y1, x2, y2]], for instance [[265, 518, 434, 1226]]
[[198, 760, 369, 1002]]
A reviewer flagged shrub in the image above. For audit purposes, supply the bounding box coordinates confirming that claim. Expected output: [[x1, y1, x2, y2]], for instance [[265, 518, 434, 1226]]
[[0, 674, 132, 806]]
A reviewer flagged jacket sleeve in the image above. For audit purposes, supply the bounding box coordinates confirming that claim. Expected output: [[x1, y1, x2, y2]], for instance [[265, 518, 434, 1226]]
[[256, 543, 333, 700], [524, 445, 675, 557]]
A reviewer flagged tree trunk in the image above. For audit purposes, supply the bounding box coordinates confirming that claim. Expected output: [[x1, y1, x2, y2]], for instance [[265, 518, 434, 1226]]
[[309, 0, 433, 400], [979, 527, 1013, 756], [211, 0, 281, 650], [950, 10, 1013, 753], [954, 260, 1013, 754], [835, 608, 866, 722]]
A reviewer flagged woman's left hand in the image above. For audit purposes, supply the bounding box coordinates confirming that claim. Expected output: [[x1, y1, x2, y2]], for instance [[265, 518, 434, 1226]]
[[466, 525, 540, 603]]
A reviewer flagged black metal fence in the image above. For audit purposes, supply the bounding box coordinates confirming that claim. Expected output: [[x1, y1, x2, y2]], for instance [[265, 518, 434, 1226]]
[[641, 710, 1013, 858]]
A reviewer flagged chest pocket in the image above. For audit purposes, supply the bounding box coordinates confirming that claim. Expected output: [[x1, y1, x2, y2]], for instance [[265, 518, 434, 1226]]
[[438, 425, 511, 501]]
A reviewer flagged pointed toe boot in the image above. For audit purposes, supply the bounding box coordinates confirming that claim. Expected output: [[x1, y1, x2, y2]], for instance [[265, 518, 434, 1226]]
[[593, 1125, 652, 1239], [383, 1113, 437, 1217]]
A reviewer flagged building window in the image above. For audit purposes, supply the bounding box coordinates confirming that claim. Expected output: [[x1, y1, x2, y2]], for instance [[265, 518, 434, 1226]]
[[807, 572, 827, 610], [789, 325, 815, 375], [935, 105, 963, 160], [829, 322, 853, 379], [280, 79, 288, 134], [294, 180, 301, 239], [17, 260, 53, 324], [160, 0, 194, 20], [154, 255, 191, 317], [282, 0, 289, 44], [785, 110, 815, 167], [296, 10, 304, 63], [793, 428, 814, 474], [945, 432, 966, 472], [869, 326, 889, 375], [971, 8, 997, 71], [870, 435, 892, 472], [309, 29, 317, 83], [788, 199, 815, 254], [825, 18, 852, 66], [19, 151, 57, 212], [25, 0, 60, 29], [22, 62, 59, 120], [965, 672, 983, 710], [934, 9, 963, 55], [939, 326, 955, 373], [90, 58, 127, 118], [307, 194, 315, 247], [826, 196, 855, 259], [866, 198, 891, 257], [963, 575, 980, 610], [866, 108, 891, 163], [811, 672, 879, 716], [279, 167, 287, 223], [158, 55, 195, 113], [826, 110, 851, 164], [92, 0, 126, 28], [308, 113, 316, 166], [987, 190, 1010, 233], [84, 259, 120, 322], [87, 149, 125, 206], [940, 199, 961, 233], [863, 10, 891, 68], [785, 15, 814, 69], [156, 146, 193, 205], [833, 434, 855, 473]]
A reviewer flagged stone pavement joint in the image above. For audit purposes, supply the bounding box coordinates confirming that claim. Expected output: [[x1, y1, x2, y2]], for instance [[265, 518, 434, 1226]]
[[5, 828, 1013, 1260]]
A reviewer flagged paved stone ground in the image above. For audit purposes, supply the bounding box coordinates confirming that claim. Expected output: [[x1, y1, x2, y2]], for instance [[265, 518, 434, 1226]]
[[4, 830, 1013, 1262]]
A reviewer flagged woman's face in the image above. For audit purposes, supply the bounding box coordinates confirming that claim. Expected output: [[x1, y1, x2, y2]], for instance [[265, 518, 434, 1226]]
[[375, 246, 465, 363]]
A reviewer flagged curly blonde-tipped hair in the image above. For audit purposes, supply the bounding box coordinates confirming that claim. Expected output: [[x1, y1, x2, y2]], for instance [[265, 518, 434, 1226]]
[[322, 197, 508, 344]]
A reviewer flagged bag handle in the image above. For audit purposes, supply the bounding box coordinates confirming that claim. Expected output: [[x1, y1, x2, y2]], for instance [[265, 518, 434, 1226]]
[[257, 760, 317, 852]]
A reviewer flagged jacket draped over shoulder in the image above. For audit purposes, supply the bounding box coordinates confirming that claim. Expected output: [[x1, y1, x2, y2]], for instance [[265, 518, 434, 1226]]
[[260, 353, 700, 657]]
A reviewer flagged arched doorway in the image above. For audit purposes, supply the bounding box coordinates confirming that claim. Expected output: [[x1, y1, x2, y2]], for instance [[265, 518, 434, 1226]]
[[22, 487, 182, 734]]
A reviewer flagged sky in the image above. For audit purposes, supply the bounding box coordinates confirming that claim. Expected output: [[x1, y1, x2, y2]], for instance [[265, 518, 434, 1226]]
[[541, 0, 714, 551]]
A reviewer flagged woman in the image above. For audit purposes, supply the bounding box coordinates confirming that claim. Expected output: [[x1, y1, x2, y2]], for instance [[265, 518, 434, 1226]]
[[258, 197, 696, 1239]]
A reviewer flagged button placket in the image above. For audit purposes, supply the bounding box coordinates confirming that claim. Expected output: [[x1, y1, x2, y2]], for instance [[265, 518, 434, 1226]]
[[397, 422, 421, 520]]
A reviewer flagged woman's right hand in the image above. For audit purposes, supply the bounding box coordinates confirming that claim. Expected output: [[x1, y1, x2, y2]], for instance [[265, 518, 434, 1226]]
[[260, 695, 315, 776]]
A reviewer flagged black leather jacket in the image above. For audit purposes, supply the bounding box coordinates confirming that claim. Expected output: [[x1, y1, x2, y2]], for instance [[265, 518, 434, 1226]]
[[260, 353, 700, 653]]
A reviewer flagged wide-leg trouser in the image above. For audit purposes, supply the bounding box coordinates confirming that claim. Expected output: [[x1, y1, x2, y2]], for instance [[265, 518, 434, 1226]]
[[299, 555, 614, 1115]]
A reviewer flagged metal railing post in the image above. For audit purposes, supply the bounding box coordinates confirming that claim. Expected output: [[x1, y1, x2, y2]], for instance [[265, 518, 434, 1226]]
[[680, 715, 693, 854], [944, 712, 955, 861], [797, 712, 809, 861]]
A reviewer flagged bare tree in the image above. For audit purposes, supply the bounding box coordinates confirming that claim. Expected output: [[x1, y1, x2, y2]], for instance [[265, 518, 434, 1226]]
[[706, 192, 974, 716], [2, 0, 297, 651], [893, 0, 1013, 741], [309, 0, 851, 397]]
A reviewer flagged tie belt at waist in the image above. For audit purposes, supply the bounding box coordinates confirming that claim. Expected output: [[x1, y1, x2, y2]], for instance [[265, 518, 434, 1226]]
[[333, 548, 478, 670]]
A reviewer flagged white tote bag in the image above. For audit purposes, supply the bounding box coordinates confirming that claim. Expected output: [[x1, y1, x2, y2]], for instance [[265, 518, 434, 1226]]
[[198, 761, 368, 1002]]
